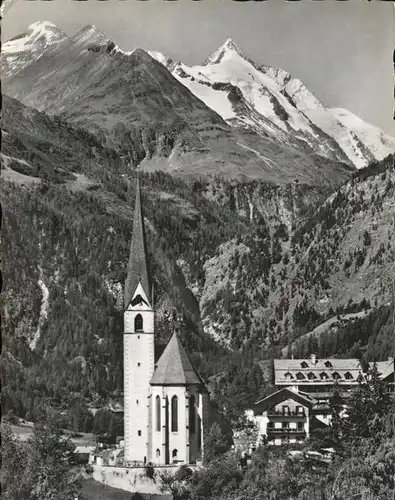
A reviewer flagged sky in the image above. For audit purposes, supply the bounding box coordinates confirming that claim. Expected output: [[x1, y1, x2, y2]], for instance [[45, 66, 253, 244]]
[[2, 0, 395, 136]]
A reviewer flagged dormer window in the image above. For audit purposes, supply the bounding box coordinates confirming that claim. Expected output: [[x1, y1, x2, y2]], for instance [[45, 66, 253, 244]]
[[332, 372, 341, 380], [325, 361, 333, 368], [134, 314, 143, 332], [344, 371, 353, 380], [296, 372, 305, 380], [284, 372, 293, 380], [307, 372, 317, 380], [301, 361, 308, 368], [320, 372, 329, 380]]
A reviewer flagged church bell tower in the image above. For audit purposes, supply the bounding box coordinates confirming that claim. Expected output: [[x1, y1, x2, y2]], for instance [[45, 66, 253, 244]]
[[123, 174, 155, 465]]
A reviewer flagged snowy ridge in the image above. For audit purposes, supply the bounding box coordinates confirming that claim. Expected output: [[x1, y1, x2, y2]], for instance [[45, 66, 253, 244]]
[[331, 108, 395, 161], [3, 21, 67, 54], [154, 39, 394, 169], [2, 21, 69, 77], [147, 50, 173, 67]]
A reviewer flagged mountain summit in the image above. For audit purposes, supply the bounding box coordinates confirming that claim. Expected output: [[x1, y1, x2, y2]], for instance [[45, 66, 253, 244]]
[[204, 38, 245, 65], [165, 40, 395, 169], [1, 21, 69, 77]]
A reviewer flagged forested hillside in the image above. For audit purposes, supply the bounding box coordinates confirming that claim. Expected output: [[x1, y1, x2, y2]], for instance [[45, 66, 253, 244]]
[[1, 94, 394, 429]]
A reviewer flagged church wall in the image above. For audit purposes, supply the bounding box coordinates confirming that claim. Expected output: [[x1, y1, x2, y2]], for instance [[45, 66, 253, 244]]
[[166, 386, 188, 465], [188, 388, 202, 464], [200, 391, 210, 462], [150, 388, 167, 466]]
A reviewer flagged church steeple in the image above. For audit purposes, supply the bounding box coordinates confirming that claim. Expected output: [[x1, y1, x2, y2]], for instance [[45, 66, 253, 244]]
[[124, 173, 152, 310]]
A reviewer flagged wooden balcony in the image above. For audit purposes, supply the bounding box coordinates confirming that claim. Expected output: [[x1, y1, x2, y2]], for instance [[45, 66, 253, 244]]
[[267, 428, 306, 439], [267, 410, 306, 419]]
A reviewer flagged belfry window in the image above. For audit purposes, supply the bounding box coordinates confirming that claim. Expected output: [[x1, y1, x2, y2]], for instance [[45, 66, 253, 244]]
[[135, 314, 143, 332], [171, 396, 178, 432], [156, 396, 161, 432], [189, 395, 196, 434]]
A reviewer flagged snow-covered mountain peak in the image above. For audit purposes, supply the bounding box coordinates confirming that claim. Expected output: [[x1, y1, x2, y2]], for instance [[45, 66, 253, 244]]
[[1, 21, 69, 78], [153, 40, 394, 169], [3, 21, 68, 55], [205, 38, 244, 65]]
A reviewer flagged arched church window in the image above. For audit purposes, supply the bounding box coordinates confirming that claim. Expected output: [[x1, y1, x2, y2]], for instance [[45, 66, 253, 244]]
[[135, 314, 143, 332], [156, 396, 161, 432], [171, 396, 178, 432], [189, 395, 196, 434], [156, 449, 160, 458]]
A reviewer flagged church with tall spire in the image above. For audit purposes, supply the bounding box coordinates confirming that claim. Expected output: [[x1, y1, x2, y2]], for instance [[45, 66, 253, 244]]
[[123, 175, 209, 466]]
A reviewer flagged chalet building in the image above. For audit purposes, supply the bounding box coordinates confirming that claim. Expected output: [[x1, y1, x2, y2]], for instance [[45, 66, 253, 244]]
[[274, 355, 363, 404], [123, 175, 209, 467], [368, 357, 395, 392], [254, 355, 393, 446], [254, 388, 323, 446]]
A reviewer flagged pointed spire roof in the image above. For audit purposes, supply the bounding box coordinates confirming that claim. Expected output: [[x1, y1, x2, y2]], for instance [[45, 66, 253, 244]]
[[124, 174, 151, 309], [150, 332, 206, 386]]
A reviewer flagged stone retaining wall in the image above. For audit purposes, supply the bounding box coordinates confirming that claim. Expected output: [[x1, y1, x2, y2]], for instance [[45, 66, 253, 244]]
[[92, 464, 178, 495]]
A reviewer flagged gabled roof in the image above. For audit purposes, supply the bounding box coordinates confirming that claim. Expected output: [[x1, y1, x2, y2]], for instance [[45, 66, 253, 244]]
[[369, 358, 394, 381], [124, 175, 152, 309], [150, 332, 206, 387], [274, 358, 362, 384], [254, 388, 316, 412]]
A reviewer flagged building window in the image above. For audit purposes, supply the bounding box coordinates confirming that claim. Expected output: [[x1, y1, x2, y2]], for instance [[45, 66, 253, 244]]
[[297, 422, 304, 430], [156, 449, 160, 458], [172, 449, 178, 461], [138, 430, 142, 436], [307, 372, 317, 380], [325, 361, 333, 368], [136, 399, 139, 405], [134, 314, 143, 332], [156, 396, 161, 432], [189, 395, 196, 434], [344, 371, 353, 380], [137, 362, 141, 367], [282, 405, 290, 415], [282, 422, 289, 429], [171, 396, 178, 432], [320, 372, 328, 380], [332, 372, 341, 380], [301, 361, 308, 368], [284, 372, 293, 380], [296, 406, 303, 415], [296, 372, 305, 380]]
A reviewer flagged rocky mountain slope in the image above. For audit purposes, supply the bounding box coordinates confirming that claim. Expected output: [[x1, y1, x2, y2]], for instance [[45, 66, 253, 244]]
[[1, 23, 394, 423], [0, 22, 367, 186]]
